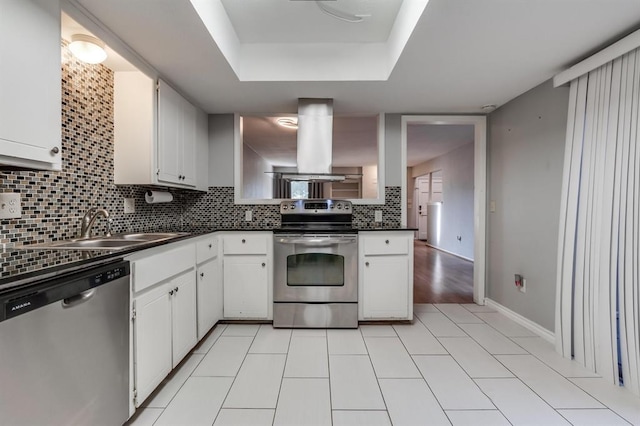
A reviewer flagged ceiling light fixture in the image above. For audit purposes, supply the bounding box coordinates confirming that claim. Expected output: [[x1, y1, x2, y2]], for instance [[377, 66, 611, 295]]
[[68, 34, 107, 64], [316, 1, 370, 23], [277, 117, 298, 129], [481, 104, 497, 112]]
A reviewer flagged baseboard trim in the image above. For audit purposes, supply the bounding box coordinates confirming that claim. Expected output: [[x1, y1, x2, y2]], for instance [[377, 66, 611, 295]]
[[484, 298, 555, 345], [423, 242, 474, 262]]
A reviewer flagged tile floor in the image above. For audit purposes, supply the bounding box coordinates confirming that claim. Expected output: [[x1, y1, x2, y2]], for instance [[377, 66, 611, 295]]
[[126, 304, 640, 426]]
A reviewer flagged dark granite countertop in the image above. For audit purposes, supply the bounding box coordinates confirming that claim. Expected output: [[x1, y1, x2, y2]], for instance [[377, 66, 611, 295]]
[[0, 226, 417, 293]]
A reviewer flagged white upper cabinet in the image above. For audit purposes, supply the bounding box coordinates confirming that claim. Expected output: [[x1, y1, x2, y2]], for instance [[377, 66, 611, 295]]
[[0, 0, 61, 170], [157, 80, 197, 187], [114, 74, 207, 190]]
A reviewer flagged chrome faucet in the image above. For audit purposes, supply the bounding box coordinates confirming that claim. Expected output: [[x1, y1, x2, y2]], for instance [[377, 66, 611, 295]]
[[80, 208, 111, 238]]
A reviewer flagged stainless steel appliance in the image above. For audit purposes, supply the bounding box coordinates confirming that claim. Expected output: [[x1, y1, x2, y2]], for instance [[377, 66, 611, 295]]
[[0, 260, 131, 426], [274, 199, 358, 328]]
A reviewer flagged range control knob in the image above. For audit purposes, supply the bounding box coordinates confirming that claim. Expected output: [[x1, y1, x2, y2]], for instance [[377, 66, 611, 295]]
[[290, 204, 296, 210], [337, 204, 342, 210], [282, 205, 288, 210], [330, 204, 335, 209], [344, 204, 350, 210]]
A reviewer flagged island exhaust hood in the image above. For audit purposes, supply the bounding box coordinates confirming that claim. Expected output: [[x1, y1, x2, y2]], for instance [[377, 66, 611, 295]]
[[279, 98, 355, 182]]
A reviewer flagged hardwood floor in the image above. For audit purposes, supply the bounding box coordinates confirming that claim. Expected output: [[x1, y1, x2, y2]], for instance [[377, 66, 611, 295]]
[[413, 240, 474, 303]]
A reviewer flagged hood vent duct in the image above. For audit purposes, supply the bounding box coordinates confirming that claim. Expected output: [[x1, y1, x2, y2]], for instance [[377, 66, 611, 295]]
[[278, 98, 358, 182], [297, 98, 333, 175]]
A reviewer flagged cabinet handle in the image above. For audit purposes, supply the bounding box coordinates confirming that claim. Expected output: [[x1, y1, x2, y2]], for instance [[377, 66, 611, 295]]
[[365, 261, 370, 266], [385, 240, 389, 244], [262, 262, 266, 267], [169, 290, 174, 296], [208, 244, 212, 249], [242, 239, 246, 243], [51, 146, 60, 154], [200, 272, 204, 278], [175, 287, 179, 293]]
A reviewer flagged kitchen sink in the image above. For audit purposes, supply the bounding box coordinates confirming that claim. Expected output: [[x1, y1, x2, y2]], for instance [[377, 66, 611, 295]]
[[49, 239, 145, 249], [116, 232, 188, 241], [24, 232, 189, 251]]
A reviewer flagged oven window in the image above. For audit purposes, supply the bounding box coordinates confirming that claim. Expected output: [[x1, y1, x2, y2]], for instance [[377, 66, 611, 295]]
[[287, 253, 344, 286]]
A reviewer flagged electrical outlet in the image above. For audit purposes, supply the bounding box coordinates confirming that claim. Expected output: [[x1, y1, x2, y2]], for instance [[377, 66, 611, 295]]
[[0, 193, 21, 219], [123, 198, 135, 214], [245, 210, 252, 221], [519, 279, 527, 293], [490, 200, 496, 213], [374, 210, 382, 222]]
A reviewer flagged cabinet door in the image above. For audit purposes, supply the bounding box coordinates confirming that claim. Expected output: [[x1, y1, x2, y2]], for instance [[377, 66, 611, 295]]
[[157, 80, 182, 184], [180, 100, 197, 187], [170, 270, 197, 368], [362, 255, 410, 319], [134, 283, 172, 406], [0, 0, 61, 170], [223, 255, 268, 319], [197, 258, 222, 340]]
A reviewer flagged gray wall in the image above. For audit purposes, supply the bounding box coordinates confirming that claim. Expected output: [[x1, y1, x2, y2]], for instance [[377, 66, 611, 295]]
[[208, 114, 235, 186], [487, 80, 569, 332], [412, 143, 475, 260], [385, 114, 402, 187]]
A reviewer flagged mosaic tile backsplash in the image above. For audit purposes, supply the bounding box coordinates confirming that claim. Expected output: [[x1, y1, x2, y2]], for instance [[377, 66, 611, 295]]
[[1, 43, 183, 248], [0, 42, 401, 277]]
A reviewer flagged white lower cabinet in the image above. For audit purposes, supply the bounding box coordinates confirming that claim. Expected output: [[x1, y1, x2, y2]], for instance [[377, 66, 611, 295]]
[[196, 234, 222, 340], [128, 243, 197, 408], [223, 255, 269, 318], [362, 255, 410, 319], [170, 271, 198, 367], [197, 259, 222, 339], [359, 231, 414, 320], [133, 282, 172, 406], [133, 269, 196, 406], [222, 232, 272, 320]]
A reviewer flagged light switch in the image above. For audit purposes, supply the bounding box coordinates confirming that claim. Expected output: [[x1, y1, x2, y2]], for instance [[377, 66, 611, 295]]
[[490, 200, 496, 213], [0, 193, 22, 219], [245, 210, 253, 221]]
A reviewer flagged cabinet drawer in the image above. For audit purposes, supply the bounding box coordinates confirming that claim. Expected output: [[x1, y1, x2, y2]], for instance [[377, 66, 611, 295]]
[[361, 235, 409, 255], [133, 244, 195, 293], [223, 234, 268, 255], [196, 235, 218, 264]]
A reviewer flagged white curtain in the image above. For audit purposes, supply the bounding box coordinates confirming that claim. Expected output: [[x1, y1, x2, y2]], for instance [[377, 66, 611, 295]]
[[556, 48, 640, 396]]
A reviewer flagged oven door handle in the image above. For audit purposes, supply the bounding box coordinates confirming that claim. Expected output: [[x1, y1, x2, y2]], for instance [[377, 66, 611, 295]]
[[277, 237, 357, 245]]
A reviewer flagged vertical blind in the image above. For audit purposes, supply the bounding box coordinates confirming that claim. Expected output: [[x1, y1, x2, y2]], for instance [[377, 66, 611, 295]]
[[556, 48, 640, 395]]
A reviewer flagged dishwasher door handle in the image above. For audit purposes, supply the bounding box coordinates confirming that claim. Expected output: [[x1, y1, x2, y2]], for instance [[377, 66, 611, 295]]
[[62, 288, 97, 308]]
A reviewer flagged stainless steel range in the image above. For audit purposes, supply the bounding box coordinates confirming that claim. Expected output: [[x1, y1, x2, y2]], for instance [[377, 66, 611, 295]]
[[273, 199, 358, 328]]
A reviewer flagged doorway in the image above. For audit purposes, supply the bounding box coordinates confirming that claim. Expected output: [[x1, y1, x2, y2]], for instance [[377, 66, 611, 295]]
[[401, 116, 487, 305]]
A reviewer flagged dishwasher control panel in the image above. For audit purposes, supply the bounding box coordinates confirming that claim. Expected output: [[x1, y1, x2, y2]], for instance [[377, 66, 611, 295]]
[[1, 261, 130, 322]]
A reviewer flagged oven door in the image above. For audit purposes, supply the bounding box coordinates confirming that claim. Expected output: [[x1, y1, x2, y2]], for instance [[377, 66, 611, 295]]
[[274, 234, 357, 303]]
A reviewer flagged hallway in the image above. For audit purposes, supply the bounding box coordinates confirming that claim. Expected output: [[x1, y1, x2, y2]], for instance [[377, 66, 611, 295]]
[[413, 241, 474, 304]]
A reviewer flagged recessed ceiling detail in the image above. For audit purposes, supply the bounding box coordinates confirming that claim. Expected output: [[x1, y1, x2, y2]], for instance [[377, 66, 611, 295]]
[[190, 0, 428, 81]]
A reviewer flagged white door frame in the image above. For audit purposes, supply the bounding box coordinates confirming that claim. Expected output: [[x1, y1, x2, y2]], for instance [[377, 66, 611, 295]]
[[400, 115, 487, 305]]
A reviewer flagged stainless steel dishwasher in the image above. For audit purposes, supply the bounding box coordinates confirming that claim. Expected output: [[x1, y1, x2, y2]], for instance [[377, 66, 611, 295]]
[[0, 260, 130, 426]]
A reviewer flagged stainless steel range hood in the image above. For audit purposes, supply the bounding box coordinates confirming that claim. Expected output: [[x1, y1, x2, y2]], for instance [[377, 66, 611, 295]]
[[279, 98, 352, 182]]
